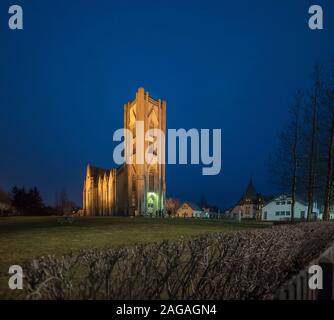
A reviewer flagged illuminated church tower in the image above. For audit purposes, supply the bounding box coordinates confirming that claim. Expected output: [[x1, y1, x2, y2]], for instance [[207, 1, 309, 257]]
[[83, 88, 166, 216]]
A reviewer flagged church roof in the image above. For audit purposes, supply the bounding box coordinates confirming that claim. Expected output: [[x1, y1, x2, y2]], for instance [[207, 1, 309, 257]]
[[237, 179, 264, 205], [87, 165, 110, 180], [181, 202, 203, 211], [242, 179, 256, 200], [189, 202, 202, 211]]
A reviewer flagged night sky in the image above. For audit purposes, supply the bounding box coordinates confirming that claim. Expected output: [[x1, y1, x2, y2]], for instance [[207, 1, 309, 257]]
[[1, 0, 334, 208]]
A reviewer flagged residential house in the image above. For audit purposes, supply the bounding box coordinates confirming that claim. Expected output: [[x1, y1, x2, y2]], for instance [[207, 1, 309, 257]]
[[176, 202, 204, 218], [318, 206, 334, 220], [261, 194, 320, 221]]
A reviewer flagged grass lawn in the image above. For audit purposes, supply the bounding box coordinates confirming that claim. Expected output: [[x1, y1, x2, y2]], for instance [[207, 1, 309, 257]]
[[0, 216, 271, 299]]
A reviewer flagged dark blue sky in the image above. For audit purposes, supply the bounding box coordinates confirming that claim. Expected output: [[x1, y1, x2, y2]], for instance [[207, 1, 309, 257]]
[[1, 0, 334, 208]]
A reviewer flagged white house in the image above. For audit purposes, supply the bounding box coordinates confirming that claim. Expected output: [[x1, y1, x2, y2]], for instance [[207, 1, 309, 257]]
[[318, 213, 334, 220], [261, 195, 320, 221], [318, 206, 334, 220]]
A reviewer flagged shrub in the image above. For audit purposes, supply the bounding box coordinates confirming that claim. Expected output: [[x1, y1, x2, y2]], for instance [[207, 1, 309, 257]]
[[24, 221, 334, 300]]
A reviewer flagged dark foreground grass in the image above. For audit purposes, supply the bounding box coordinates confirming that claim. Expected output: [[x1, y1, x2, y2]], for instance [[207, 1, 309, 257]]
[[0, 216, 270, 299]]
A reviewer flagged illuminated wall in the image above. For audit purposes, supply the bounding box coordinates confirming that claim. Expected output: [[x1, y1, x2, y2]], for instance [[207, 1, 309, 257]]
[[83, 88, 166, 216]]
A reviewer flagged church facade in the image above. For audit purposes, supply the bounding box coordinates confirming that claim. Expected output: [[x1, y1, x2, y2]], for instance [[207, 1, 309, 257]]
[[83, 88, 166, 217]]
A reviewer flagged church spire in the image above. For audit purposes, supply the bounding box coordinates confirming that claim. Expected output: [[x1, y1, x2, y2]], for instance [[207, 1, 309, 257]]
[[243, 178, 256, 200]]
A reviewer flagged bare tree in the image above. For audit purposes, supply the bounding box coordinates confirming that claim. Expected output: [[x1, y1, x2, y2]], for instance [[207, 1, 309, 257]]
[[270, 93, 303, 222], [271, 63, 334, 222], [322, 63, 334, 221], [306, 65, 322, 221], [165, 198, 180, 217], [55, 189, 76, 216], [289, 93, 303, 222]]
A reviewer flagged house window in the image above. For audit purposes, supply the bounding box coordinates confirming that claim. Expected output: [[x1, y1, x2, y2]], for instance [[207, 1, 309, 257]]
[[280, 211, 285, 216], [132, 192, 136, 206], [286, 211, 291, 216], [281, 201, 286, 205], [287, 201, 292, 205], [131, 177, 136, 207], [264, 211, 267, 220], [275, 211, 280, 216], [301, 211, 305, 219], [276, 202, 280, 205]]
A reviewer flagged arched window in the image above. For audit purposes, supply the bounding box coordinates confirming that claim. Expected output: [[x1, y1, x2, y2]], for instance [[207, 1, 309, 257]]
[[149, 172, 154, 192]]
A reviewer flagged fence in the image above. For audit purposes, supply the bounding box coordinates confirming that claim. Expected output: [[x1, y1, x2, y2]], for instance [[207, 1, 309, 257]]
[[275, 241, 334, 300]]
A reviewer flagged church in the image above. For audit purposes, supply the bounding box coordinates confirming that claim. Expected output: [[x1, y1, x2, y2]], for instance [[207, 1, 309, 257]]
[[228, 180, 271, 220], [83, 88, 166, 217]]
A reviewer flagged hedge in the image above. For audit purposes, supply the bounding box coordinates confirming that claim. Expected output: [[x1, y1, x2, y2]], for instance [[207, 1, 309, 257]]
[[24, 221, 334, 300]]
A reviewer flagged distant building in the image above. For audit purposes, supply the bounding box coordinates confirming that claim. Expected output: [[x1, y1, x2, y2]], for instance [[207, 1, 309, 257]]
[[0, 202, 15, 216], [261, 194, 320, 221], [229, 180, 271, 220], [0, 202, 11, 212], [318, 205, 334, 221], [207, 211, 224, 220], [177, 202, 204, 218], [0, 188, 14, 216]]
